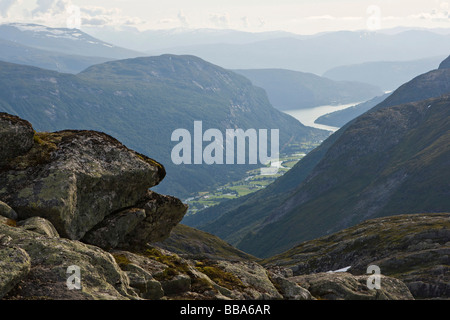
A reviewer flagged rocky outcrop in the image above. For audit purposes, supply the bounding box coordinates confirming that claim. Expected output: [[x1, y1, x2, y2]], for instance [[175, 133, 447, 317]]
[[290, 272, 414, 300], [0, 124, 167, 240], [0, 246, 31, 299], [264, 213, 450, 299], [17, 217, 60, 238], [0, 222, 136, 300], [0, 201, 17, 220], [0, 112, 189, 299], [111, 246, 283, 300], [0, 113, 34, 167]]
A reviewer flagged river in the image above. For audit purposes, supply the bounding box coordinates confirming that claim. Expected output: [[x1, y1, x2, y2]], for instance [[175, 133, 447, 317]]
[[283, 102, 361, 132]]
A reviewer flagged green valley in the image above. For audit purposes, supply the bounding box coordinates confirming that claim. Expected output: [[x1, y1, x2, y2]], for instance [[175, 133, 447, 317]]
[[184, 141, 321, 216]]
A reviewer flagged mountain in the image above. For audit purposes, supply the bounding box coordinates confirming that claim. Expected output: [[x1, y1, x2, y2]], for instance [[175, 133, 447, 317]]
[[315, 93, 391, 127], [186, 57, 450, 258], [263, 213, 450, 299], [322, 56, 445, 91], [149, 30, 450, 74], [0, 23, 144, 59], [233, 69, 382, 110], [0, 55, 327, 198], [0, 37, 111, 74], [83, 26, 313, 52]]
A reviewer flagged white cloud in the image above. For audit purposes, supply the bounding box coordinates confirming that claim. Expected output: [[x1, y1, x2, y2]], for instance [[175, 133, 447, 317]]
[[209, 12, 229, 28], [0, 0, 20, 17], [31, 0, 69, 17]]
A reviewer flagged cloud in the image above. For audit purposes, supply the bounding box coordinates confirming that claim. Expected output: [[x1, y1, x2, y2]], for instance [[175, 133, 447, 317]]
[[32, 0, 59, 16], [0, 0, 20, 17], [209, 13, 229, 28]]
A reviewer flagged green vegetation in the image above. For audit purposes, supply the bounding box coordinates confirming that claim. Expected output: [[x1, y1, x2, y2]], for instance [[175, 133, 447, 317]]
[[195, 260, 246, 291], [183, 142, 313, 216]]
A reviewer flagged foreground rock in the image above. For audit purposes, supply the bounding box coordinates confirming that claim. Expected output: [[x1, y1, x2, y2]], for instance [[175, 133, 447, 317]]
[[0, 128, 166, 240], [0, 222, 135, 300], [0, 113, 35, 167], [83, 192, 188, 250], [0, 201, 17, 220], [263, 213, 450, 299], [0, 246, 31, 299], [290, 272, 414, 300]]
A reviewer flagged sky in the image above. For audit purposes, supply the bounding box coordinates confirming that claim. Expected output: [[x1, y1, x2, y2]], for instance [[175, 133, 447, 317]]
[[0, 0, 449, 34]]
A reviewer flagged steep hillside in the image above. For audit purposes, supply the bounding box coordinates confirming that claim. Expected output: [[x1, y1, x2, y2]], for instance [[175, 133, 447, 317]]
[[190, 59, 450, 258], [0, 56, 327, 198], [263, 213, 450, 299], [233, 69, 382, 110]]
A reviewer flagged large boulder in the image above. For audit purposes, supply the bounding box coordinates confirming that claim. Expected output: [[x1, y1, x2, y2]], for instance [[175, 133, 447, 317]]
[[0, 128, 166, 240], [0, 201, 18, 220], [0, 223, 136, 300], [125, 191, 188, 246], [0, 113, 35, 167], [0, 246, 31, 299], [17, 216, 60, 238], [82, 192, 188, 250]]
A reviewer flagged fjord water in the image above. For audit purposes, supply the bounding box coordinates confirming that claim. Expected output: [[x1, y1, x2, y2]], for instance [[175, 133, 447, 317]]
[[283, 102, 361, 132]]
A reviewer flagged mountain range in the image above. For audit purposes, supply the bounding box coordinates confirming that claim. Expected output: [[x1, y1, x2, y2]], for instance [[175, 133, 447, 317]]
[[322, 56, 445, 92], [148, 30, 450, 74], [185, 55, 450, 258], [233, 69, 382, 110], [0, 23, 145, 74], [0, 55, 327, 198]]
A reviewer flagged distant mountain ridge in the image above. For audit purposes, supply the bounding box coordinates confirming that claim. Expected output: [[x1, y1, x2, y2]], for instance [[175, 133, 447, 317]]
[[149, 30, 450, 74], [233, 69, 382, 110], [0, 37, 111, 74], [322, 56, 444, 91], [0, 23, 144, 59]]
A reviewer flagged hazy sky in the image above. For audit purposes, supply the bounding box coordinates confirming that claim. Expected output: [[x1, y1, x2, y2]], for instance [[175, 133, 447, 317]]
[[0, 0, 449, 34]]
